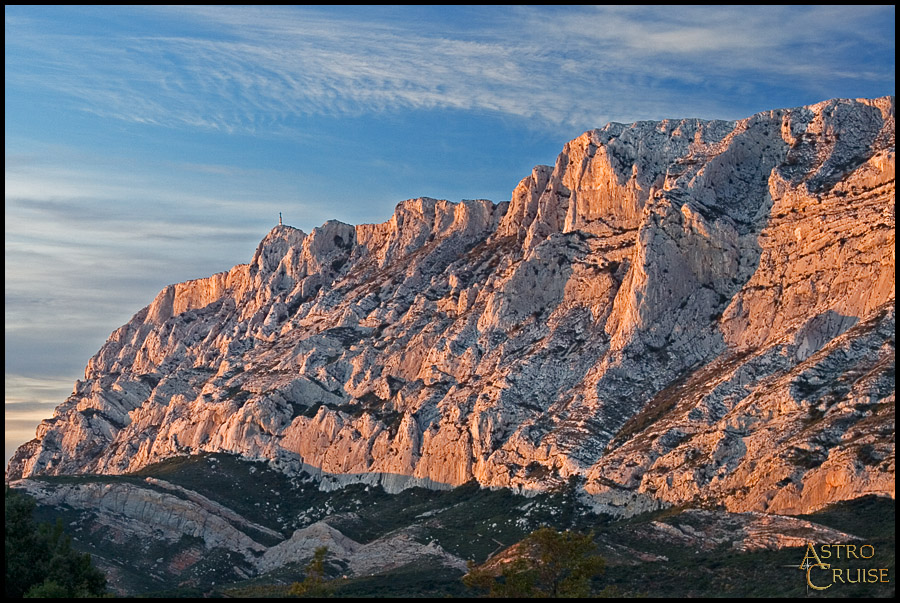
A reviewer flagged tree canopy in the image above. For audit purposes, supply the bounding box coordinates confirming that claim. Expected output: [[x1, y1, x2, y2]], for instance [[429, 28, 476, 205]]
[[464, 527, 606, 598], [289, 545, 331, 598], [5, 486, 108, 598]]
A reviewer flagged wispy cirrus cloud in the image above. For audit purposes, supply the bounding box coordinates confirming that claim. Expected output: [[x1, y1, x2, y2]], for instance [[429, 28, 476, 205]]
[[6, 5, 893, 135]]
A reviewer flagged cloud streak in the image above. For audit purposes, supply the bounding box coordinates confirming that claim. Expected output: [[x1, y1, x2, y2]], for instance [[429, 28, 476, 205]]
[[6, 6, 894, 135], [5, 374, 75, 465]]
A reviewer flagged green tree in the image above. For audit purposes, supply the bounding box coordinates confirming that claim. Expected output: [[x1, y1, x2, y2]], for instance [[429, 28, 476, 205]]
[[5, 487, 108, 598], [6, 486, 43, 598], [289, 546, 331, 598], [464, 527, 606, 598]]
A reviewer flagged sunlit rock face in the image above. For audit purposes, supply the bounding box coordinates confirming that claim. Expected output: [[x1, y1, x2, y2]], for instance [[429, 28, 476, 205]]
[[8, 97, 894, 516]]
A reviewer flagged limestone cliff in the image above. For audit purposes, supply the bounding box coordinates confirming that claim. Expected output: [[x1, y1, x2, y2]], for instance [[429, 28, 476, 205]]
[[7, 96, 894, 518]]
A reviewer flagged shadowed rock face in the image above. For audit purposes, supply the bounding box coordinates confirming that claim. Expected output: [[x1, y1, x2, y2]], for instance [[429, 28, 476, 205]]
[[8, 96, 894, 517]]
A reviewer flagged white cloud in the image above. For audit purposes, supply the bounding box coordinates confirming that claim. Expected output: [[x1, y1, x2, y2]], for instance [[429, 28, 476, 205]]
[[6, 6, 893, 135]]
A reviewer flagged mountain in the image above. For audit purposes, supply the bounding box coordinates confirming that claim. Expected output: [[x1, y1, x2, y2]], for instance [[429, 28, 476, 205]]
[[6, 96, 894, 594]]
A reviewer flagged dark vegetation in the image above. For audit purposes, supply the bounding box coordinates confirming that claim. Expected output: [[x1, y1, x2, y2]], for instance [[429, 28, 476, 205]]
[[5, 486, 108, 598], [288, 546, 331, 597], [598, 495, 895, 598], [463, 527, 608, 597]]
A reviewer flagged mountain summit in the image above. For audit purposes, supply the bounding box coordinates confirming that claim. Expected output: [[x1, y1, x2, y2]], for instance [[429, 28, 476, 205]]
[[8, 97, 894, 519]]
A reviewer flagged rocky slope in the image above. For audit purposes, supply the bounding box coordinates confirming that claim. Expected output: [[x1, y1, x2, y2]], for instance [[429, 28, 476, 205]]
[[8, 96, 895, 522], [12, 473, 467, 592], [12, 454, 882, 596]]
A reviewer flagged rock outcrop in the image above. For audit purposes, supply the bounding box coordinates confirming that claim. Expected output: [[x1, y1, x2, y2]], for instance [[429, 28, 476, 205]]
[[7, 96, 894, 519], [8, 473, 466, 592]]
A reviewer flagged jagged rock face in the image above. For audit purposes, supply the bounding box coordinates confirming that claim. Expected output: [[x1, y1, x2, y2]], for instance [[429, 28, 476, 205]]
[[8, 97, 895, 517]]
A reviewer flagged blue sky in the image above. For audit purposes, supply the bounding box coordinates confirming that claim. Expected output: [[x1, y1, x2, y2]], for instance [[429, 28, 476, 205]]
[[4, 5, 895, 465]]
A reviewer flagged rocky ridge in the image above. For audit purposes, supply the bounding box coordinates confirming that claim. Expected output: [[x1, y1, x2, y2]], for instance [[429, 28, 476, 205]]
[[8, 97, 895, 523], [11, 475, 467, 589]]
